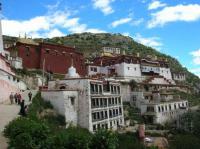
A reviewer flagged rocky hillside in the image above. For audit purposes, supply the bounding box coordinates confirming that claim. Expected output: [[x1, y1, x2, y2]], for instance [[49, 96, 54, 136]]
[[35, 33, 200, 88]]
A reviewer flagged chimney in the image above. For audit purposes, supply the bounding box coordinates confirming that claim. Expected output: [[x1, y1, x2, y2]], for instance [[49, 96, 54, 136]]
[[136, 52, 140, 57]]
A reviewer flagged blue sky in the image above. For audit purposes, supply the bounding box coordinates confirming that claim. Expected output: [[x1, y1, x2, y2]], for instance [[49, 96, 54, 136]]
[[1, 0, 200, 76]]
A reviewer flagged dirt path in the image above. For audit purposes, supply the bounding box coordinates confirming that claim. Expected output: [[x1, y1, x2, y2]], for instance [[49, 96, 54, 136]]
[[0, 90, 37, 149]]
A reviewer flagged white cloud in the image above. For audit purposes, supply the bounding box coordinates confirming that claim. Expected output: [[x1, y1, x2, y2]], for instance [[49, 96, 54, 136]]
[[189, 68, 200, 78], [122, 32, 130, 36], [190, 68, 200, 73], [92, 0, 115, 15], [46, 29, 65, 38], [2, 9, 105, 38], [130, 18, 144, 26], [133, 33, 162, 50], [190, 49, 200, 57], [190, 49, 200, 65], [148, 4, 200, 28], [148, 0, 167, 10], [2, 16, 50, 37], [111, 17, 132, 28]]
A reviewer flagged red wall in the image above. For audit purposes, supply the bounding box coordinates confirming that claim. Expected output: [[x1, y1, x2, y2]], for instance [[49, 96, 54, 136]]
[[16, 42, 41, 69], [39, 43, 86, 76], [8, 42, 86, 76]]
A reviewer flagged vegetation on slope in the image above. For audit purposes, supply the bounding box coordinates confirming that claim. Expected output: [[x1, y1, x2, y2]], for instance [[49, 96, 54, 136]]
[[3, 33, 200, 87], [35, 32, 200, 87]]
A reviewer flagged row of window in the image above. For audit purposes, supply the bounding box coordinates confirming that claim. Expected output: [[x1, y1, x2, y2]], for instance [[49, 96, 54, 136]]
[[92, 119, 123, 131], [157, 102, 188, 113], [91, 97, 122, 108], [90, 83, 120, 94], [90, 67, 97, 72], [8, 75, 19, 82], [92, 108, 122, 122], [90, 83, 102, 94]]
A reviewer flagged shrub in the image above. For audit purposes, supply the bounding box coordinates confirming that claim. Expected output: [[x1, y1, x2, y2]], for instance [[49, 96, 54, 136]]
[[170, 134, 200, 149], [46, 127, 92, 149], [117, 132, 145, 149], [4, 117, 50, 149], [91, 129, 118, 149]]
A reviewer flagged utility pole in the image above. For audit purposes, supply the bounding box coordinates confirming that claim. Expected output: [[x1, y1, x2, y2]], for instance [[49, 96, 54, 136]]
[[42, 58, 45, 88], [0, 2, 4, 55]]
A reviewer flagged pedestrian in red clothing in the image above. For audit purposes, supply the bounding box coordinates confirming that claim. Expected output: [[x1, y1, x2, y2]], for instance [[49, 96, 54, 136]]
[[17, 93, 22, 105]]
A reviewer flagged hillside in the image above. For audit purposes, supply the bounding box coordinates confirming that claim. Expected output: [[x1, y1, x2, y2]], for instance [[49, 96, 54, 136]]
[[35, 33, 200, 88], [3, 33, 200, 89]]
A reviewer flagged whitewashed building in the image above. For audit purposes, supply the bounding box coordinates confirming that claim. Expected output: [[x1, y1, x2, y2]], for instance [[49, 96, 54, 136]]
[[141, 99, 188, 124], [0, 12, 26, 102], [42, 65, 124, 132], [172, 72, 186, 81]]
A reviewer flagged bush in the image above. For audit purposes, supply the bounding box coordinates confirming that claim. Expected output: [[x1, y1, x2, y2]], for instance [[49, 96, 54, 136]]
[[117, 132, 145, 149], [170, 134, 200, 149], [91, 129, 118, 149], [46, 127, 92, 149], [4, 117, 50, 149], [28, 92, 53, 120]]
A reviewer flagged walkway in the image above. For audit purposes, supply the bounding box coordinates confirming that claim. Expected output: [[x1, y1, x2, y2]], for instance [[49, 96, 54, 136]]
[[0, 90, 37, 149]]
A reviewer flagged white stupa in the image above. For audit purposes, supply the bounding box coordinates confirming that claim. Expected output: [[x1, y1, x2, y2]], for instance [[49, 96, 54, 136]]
[[65, 54, 80, 78]]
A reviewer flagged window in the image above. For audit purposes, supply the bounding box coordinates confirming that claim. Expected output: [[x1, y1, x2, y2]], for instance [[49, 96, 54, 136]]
[[174, 104, 177, 109], [45, 49, 50, 54], [25, 46, 30, 56], [109, 110, 112, 117], [93, 125, 96, 131], [91, 98, 96, 108], [91, 67, 97, 72], [115, 98, 117, 104], [147, 106, 154, 112], [99, 85, 102, 94], [101, 111, 104, 119], [118, 97, 121, 104], [127, 67, 130, 70], [90, 83, 95, 93], [134, 67, 136, 71], [112, 98, 114, 104], [169, 104, 172, 110], [158, 106, 161, 112], [113, 109, 116, 116], [108, 98, 111, 105], [100, 98, 103, 106], [105, 111, 108, 118], [92, 113, 96, 120], [161, 106, 164, 112], [97, 112, 100, 119], [117, 86, 120, 94], [119, 107, 122, 114], [70, 97, 75, 105]]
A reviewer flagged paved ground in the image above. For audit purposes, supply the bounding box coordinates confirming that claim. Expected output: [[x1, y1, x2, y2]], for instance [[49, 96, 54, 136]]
[[0, 90, 37, 149]]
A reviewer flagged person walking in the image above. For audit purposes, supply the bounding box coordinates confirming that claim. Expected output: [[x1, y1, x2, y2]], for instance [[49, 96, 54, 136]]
[[9, 92, 14, 104], [28, 91, 32, 101], [14, 93, 18, 104], [17, 93, 22, 105], [19, 100, 25, 116]]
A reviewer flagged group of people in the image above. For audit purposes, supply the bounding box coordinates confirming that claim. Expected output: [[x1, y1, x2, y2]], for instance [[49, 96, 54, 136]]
[[9, 92, 22, 105], [9, 91, 33, 117]]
